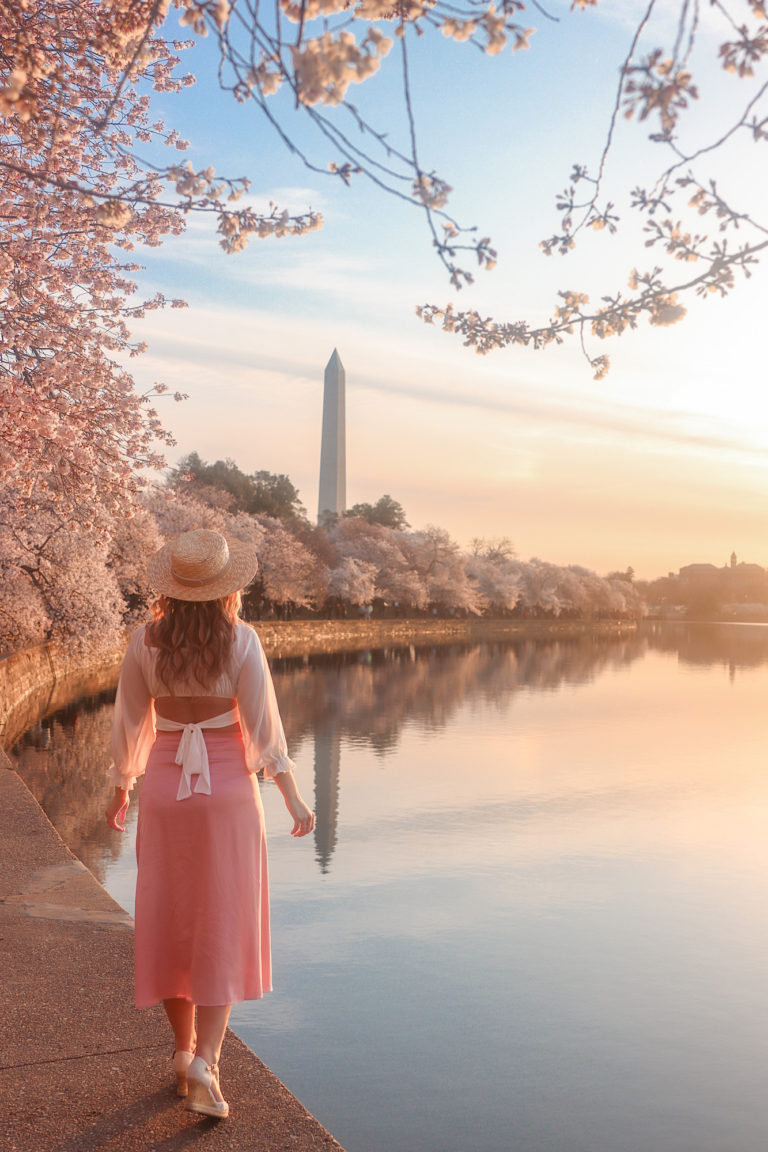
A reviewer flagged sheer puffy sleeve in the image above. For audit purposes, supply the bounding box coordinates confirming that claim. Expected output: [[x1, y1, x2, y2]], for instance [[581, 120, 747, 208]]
[[236, 626, 295, 779], [109, 628, 156, 790]]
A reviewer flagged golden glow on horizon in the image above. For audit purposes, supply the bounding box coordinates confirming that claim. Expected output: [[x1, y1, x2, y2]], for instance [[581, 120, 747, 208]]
[[132, 288, 768, 581]]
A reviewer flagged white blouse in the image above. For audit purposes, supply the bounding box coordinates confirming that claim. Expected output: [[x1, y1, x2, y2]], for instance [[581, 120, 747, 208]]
[[109, 621, 294, 791]]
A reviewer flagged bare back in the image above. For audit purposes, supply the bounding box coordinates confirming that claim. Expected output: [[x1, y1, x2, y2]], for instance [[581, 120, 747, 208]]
[[155, 696, 238, 728]]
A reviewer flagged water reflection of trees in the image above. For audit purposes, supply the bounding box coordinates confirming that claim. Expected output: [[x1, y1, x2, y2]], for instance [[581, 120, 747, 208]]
[[10, 624, 768, 879], [8, 634, 652, 880], [7, 692, 125, 884], [27, 625, 767, 878], [272, 634, 649, 760], [642, 621, 768, 669], [272, 635, 650, 871]]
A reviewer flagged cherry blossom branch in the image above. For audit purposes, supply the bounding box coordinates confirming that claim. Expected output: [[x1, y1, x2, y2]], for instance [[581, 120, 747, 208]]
[[417, 233, 768, 377], [419, 0, 768, 372], [92, 0, 170, 130], [539, 0, 655, 255]]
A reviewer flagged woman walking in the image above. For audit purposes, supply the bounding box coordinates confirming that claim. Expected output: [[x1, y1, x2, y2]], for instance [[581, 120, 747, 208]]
[[105, 529, 314, 1119]]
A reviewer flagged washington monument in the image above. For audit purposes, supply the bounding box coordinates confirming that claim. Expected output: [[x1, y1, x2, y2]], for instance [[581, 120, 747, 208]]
[[317, 348, 346, 522]]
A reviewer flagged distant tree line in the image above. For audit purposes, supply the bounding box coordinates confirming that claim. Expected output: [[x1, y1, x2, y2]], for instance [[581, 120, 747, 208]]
[[0, 453, 648, 658], [172, 453, 306, 520]]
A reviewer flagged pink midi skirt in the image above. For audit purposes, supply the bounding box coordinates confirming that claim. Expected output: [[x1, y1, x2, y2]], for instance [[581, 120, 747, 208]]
[[134, 728, 271, 1009]]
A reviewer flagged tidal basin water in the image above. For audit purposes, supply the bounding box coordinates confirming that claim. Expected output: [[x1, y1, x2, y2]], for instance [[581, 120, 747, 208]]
[[9, 622, 768, 1152]]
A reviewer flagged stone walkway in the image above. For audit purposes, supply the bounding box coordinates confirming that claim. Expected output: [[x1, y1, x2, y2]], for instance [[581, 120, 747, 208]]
[[0, 761, 345, 1152]]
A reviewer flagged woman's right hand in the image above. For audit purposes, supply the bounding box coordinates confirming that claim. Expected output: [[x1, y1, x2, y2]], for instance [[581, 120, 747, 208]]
[[106, 788, 129, 832]]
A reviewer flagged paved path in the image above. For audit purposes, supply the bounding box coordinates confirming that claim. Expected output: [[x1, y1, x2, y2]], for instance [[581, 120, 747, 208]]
[[0, 761, 345, 1152]]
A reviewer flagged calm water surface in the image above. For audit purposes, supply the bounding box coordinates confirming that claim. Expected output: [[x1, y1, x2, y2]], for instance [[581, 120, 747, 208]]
[[9, 622, 768, 1152]]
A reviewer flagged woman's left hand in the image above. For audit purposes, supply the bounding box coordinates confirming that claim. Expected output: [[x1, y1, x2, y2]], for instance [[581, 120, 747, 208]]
[[287, 795, 315, 838], [273, 771, 315, 838]]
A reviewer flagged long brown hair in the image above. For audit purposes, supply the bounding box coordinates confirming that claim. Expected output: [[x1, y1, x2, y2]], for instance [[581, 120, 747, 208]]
[[146, 592, 242, 693]]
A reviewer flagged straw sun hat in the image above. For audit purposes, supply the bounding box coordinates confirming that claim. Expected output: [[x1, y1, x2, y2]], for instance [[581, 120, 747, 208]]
[[148, 529, 258, 602]]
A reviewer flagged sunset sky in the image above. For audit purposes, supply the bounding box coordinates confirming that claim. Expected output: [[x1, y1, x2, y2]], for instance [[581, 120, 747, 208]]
[[129, 1, 768, 581]]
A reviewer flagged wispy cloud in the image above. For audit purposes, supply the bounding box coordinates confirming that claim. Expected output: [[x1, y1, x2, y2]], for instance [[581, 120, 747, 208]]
[[131, 301, 765, 463]]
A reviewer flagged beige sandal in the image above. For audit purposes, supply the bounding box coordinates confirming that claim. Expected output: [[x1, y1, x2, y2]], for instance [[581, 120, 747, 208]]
[[186, 1056, 229, 1119], [172, 1049, 195, 1097]]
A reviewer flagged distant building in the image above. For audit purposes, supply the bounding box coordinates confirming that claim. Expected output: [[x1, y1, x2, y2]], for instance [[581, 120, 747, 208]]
[[317, 349, 346, 522], [678, 563, 720, 581]]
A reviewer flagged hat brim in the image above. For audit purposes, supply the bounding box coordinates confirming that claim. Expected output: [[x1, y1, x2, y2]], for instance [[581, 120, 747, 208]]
[[147, 537, 259, 602]]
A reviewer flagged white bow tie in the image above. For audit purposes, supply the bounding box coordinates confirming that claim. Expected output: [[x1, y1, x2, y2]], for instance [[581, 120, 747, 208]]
[[174, 723, 212, 801]]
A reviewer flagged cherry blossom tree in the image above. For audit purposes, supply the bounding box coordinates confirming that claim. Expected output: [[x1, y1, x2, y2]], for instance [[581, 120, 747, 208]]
[[326, 556, 379, 607], [465, 551, 522, 613], [400, 525, 481, 612], [0, 493, 125, 655], [0, 518, 50, 656], [330, 516, 430, 607], [470, 537, 516, 562], [0, 0, 318, 523], [1, 1, 184, 519], [143, 484, 230, 535], [4, 0, 764, 571], [256, 515, 329, 609], [107, 504, 164, 625], [515, 558, 563, 615], [170, 0, 530, 287], [510, 558, 645, 618], [553, 565, 610, 617], [605, 573, 645, 618]]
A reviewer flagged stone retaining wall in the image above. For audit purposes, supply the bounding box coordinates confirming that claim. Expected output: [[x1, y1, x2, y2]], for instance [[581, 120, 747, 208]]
[[250, 616, 635, 658], [0, 643, 124, 750]]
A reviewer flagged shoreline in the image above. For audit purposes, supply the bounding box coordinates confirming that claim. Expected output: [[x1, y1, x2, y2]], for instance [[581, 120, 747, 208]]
[[249, 614, 638, 657]]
